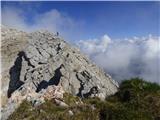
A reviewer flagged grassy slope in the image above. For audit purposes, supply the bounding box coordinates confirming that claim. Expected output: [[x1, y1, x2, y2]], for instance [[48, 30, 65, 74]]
[[8, 78, 160, 120]]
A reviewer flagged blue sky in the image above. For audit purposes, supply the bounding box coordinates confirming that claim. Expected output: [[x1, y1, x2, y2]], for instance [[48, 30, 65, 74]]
[[2, 1, 159, 40], [1, 1, 160, 83]]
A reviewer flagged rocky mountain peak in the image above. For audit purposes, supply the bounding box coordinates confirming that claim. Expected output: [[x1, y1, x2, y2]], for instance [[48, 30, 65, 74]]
[[1, 26, 118, 120]]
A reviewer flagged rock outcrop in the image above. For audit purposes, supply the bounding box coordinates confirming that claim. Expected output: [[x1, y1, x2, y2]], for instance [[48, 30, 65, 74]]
[[1, 26, 28, 105], [1, 26, 118, 120]]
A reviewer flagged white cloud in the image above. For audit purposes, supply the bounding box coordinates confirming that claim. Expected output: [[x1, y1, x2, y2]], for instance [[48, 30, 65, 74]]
[[78, 34, 112, 55], [1, 6, 82, 41], [2, 6, 29, 30], [78, 35, 160, 84]]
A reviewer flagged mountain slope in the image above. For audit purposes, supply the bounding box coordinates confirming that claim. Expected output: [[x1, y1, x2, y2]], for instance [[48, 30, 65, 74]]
[[8, 78, 160, 120], [1, 26, 118, 120]]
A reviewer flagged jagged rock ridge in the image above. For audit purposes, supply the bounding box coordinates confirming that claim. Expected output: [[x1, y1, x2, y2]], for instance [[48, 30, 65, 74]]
[[1, 26, 118, 120]]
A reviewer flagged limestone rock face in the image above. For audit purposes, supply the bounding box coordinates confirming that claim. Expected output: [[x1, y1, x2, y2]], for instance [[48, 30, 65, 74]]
[[1, 26, 118, 119], [1, 26, 28, 106]]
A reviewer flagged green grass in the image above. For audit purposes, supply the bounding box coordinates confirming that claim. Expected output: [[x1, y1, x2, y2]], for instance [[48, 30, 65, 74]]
[[8, 78, 160, 120], [102, 78, 160, 120]]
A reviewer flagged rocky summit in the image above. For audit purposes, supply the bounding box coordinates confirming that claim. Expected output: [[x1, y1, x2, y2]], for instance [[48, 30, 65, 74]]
[[1, 26, 118, 120]]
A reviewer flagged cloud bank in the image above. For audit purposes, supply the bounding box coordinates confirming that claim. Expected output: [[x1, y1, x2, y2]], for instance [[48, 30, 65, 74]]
[[78, 35, 160, 83]]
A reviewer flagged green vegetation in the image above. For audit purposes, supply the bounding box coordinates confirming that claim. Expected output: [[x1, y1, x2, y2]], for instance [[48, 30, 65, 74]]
[[8, 78, 160, 120], [98, 78, 160, 120]]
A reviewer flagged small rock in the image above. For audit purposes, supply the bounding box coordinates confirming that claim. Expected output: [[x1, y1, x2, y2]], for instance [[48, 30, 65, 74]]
[[68, 110, 74, 116], [90, 105, 96, 110], [54, 99, 69, 108], [43, 85, 64, 100]]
